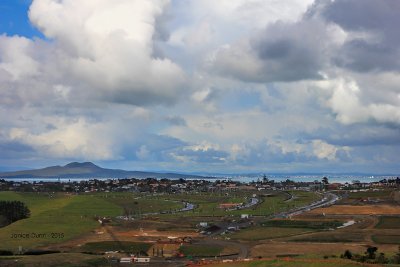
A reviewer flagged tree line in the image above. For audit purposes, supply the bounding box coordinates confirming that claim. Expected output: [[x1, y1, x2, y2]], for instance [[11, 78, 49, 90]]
[[341, 246, 400, 264], [0, 200, 30, 227]]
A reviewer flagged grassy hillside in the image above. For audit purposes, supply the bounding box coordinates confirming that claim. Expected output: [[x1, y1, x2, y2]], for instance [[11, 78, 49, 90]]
[[0, 192, 122, 251]]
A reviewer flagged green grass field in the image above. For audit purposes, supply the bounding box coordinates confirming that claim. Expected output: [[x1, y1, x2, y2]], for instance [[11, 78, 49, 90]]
[[289, 232, 365, 243], [0, 253, 109, 267], [228, 227, 313, 241], [0, 192, 122, 251], [372, 234, 400, 244], [96, 193, 183, 215], [288, 191, 322, 205], [161, 192, 250, 216], [0, 191, 204, 251], [180, 244, 223, 257], [160, 191, 319, 217], [261, 220, 342, 229], [375, 216, 400, 229], [0, 190, 320, 251], [347, 190, 393, 199]]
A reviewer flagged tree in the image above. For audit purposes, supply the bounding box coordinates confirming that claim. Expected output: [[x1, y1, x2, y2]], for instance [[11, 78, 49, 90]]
[[0, 201, 30, 226], [366, 246, 378, 259], [343, 250, 353, 259], [321, 177, 329, 191], [262, 174, 268, 184]]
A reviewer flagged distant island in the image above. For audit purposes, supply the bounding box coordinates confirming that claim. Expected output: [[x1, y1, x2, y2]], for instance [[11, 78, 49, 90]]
[[0, 162, 205, 179]]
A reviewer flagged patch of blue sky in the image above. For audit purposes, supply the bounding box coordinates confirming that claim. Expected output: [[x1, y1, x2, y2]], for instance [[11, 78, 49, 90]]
[[219, 89, 263, 112], [0, 0, 43, 38]]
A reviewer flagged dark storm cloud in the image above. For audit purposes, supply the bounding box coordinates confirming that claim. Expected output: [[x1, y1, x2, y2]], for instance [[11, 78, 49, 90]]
[[212, 14, 332, 83], [321, 0, 400, 72], [333, 39, 400, 72], [0, 141, 35, 159], [298, 125, 400, 147], [322, 0, 400, 32], [250, 20, 327, 82], [213, 0, 400, 81]]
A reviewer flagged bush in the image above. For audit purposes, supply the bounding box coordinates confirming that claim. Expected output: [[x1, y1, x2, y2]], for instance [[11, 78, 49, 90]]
[[23, 250, 60, 255], [377, 253, 388, 264], [0, 250, 13, 256], [0, 201, 30, 225], [343, 250, 352, 259], [389, 255, 400, 264], [366, 246, 378, 259]]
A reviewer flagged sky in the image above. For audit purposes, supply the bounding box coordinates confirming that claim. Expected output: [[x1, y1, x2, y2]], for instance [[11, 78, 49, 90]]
[[0, 0, 399, 174]]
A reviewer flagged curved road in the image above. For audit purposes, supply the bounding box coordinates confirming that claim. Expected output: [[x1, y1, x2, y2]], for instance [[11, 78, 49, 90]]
[[275, 192, 340, 218]]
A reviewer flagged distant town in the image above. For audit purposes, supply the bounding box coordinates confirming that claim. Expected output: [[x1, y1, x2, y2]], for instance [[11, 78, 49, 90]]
[[1, 175, 399, 194]]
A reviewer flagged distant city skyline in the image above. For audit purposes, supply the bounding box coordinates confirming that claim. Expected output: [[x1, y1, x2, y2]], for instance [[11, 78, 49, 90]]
[[0, 0, 399, 174]]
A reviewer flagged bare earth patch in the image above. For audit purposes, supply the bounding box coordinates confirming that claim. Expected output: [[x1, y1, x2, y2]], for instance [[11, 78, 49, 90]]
[[44, 225, 198, 251], [307, 205, 400, 215]]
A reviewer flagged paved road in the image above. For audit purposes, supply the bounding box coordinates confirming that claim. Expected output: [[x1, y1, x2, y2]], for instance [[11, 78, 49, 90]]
[[225, 197, 259, 211], [275, 192, 340, 218]]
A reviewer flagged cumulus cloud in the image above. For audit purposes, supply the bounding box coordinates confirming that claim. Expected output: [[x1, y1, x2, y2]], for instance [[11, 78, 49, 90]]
[[171, 142, 228, 164], [211, 19, 340, 82], [207, 0, 400, 128], [8, 118, 116, 160], [0, 0, 190, 168], [0, 0, 399, 173], [1, 0, 185, 107], [312, 139, 350, 161], [322, 0, 400, 72], [0, 35, 38, 80], [324, 77, 400, 125]]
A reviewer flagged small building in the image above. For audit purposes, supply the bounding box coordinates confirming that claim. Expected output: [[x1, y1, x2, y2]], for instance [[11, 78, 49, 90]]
[[134, 257, 150, 263], [120, 257, 132, 263], [199, 222, 208, 227]]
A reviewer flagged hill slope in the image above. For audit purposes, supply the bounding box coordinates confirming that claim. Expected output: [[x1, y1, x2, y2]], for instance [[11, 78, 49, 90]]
[[0, 162, 204, 179]]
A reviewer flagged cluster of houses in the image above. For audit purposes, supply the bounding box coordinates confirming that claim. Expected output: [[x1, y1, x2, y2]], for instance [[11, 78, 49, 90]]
[[0, 176, 399, 194]]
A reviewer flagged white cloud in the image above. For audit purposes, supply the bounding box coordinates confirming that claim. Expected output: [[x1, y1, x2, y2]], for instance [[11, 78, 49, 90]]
[[0, 0, 400, 173], [136, 145, 150, 160], [0, 35, 38, 80], [312, 139, 349, 161], [25, 0, 185, 105], [8, 118, 115, 160], [327, 77, 400, 125]]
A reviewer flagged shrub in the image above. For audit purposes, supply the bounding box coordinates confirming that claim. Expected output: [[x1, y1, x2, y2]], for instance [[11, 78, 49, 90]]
[[0, 250, 13, 256], [0, 201, 30, 225], [23, 250, 60, 255], [343, 250, 352, 259]]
